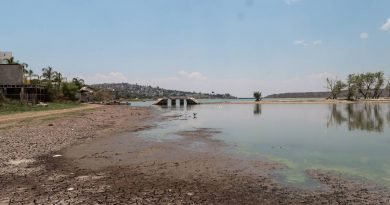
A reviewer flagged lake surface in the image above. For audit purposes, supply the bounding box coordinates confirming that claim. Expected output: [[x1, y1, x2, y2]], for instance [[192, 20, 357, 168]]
[[136, 102, 390, 188], [128, 98, 324, 107]]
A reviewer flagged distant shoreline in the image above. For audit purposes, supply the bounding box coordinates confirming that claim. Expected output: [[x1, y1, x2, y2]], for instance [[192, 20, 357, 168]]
[[203, 98, 390, 104]]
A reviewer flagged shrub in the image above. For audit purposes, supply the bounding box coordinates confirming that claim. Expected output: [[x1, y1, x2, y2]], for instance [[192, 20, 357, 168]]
[[62, 82, 79, 101], [0, 91, 6, 104], [253, 91, 262, 101]]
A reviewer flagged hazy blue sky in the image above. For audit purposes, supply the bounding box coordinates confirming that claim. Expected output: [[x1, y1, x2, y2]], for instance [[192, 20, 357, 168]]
[[1, 0, 389, 96]]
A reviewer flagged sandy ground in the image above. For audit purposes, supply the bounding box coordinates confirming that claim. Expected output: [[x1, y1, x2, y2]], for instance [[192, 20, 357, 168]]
[[0, 104, 102, 124], [0, 105, 389, 204]]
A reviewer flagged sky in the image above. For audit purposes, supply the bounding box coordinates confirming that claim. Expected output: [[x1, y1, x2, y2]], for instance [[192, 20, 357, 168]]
[[1, 0, 389, 97]]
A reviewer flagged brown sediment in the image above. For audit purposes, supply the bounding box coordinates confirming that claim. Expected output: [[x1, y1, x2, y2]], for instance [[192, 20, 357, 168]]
[[0, 105, 389, 204], [0, 105, 153, 175]]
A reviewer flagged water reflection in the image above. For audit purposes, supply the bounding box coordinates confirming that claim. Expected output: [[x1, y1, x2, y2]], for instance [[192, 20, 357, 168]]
[[253, 104, 261, 115], [387, 105, 390, 126], [159, 104, 194, 111], [138, 102, 390, 188], [327, 104, 387, 132]]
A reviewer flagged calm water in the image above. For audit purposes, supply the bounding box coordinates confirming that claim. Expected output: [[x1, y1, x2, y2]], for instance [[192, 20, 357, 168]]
[[135, 102, 390, 188]]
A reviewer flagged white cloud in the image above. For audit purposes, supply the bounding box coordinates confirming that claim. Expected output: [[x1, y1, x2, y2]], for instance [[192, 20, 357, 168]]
[[293, 39, 322, 47], [360, 32, 369, 39], [381, 18, 390, 31], [285, 0, 302, 5], [312, 40, 322, 46], [84, 72, 129, 84], [178, 71, 207, 80], [293, 40, 305, 45]]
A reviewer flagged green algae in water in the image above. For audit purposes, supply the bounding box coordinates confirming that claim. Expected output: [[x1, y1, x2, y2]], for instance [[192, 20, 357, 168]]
[[266, 155, 298, 169], [264, 155, 324, 188], [138, 103, 390, 188]]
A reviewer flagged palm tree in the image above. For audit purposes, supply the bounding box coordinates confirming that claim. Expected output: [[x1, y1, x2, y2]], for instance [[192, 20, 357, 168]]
[[3, 57, 17, 64], [42, 66, 54, 82], [23, 66, 29, 75], [22, 62, 29, 71], [27, 69, 34, 81], [253, 91, 262, 101], [3, 57, 28, 68], [53, 71, 63, 91]]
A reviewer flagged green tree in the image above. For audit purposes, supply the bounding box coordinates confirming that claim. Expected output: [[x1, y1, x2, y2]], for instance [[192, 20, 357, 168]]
[[386, 80, 390, 97], [326, 78, 346, 99], [373, 71, 385, 99], [361, 72, 376, 99], [42, 66, 55, 82], [351, 72, 385, 99], [62, 82, 79, 101], [352, 73, 372, 99], [26, 69, 35, 82], [3, 57, 17, 64], [72, 77, 85, 89], [46, 86, 57, 101], [41, 66, 56, 100], [346, 74, 358, 100], [22, 64, 29, 75], [253, 91, 262, 101], [352, 74, 366, 99], [53, 71, 63, 92], [3, 57, 28, 68]]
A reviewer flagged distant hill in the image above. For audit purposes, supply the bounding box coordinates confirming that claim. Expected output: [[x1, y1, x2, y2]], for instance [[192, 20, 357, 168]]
[[266, 90, 390, 99], [265, 91, 330, 99], [91, 83, 237, 99]]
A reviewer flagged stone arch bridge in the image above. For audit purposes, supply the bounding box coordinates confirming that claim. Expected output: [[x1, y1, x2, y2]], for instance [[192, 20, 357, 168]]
[[154, 97, 199, 106]]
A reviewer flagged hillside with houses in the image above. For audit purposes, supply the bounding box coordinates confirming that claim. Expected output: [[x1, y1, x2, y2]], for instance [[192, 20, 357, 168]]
[[91, 83, 237, 99]]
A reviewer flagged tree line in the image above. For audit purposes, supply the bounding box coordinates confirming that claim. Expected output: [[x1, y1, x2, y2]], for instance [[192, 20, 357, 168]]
[[326, 71, 390, 100], [1, 57, 85, 101]]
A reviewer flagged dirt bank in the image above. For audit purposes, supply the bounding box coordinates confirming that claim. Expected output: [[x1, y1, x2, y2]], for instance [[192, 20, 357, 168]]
[[0, 104, 102, 124], [0, 106, 389, 204]]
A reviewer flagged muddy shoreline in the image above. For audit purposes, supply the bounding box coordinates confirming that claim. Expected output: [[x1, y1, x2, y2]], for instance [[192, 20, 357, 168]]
[[1, 105, 389, 204]]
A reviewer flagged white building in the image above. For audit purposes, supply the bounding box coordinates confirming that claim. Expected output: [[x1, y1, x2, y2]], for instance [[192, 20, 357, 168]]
[[0, 51, 12, 63]]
